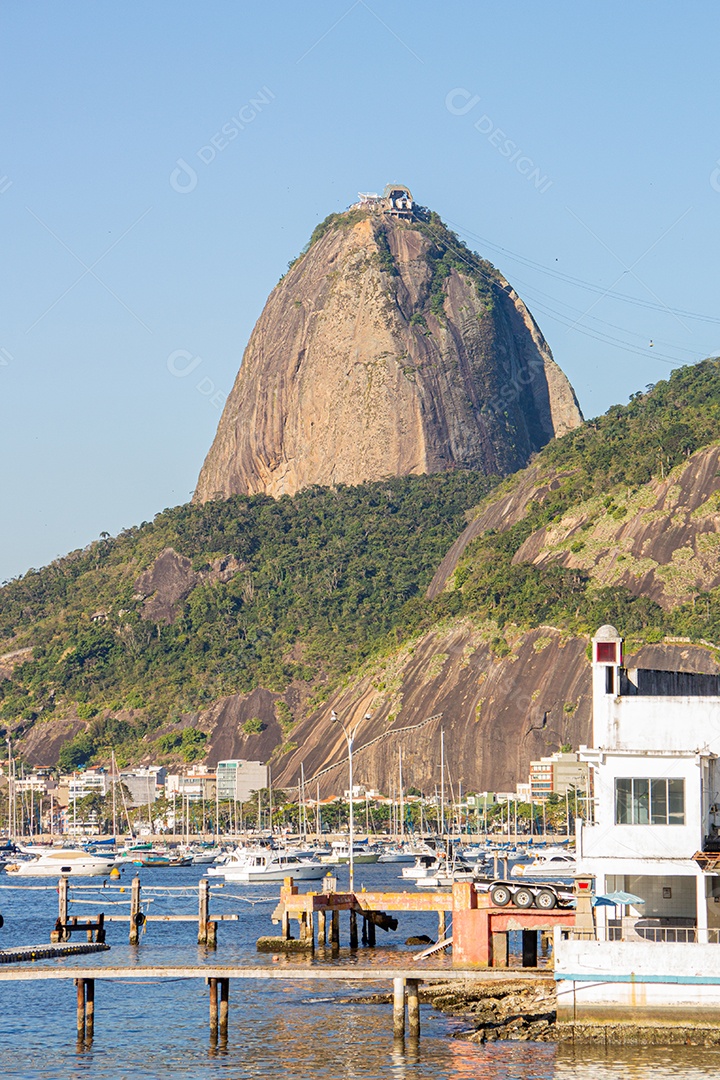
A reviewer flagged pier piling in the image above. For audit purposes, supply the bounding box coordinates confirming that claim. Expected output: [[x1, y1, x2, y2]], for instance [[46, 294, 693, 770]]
[[85, 978, 95, 1040], [129, 877, 142, 946], [219, 978, 229, 1037], [197, 879, 218, 949], [208, 977, 218, 1037], [198, 878, 209, 945], [406, 978, 420, 1039], [51, 878, 70, 943], [317, 909, 326, 944], [393, 977, 406, 1040], [331, 910, 340, 949], [76, 979, 85, 1040], [349, 910, 358, 949], [75, 977, 94, 1042]]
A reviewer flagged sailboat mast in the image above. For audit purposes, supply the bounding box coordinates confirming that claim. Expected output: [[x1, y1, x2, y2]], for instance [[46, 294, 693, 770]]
[[398, 747, 404, 840], [111, 750, 117, 838], [440, 729, 446, 836], [268, 766, 273, 837]]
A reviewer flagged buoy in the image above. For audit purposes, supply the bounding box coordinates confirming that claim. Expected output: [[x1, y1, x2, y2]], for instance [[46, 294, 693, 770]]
[[110, 866, 121, 879]]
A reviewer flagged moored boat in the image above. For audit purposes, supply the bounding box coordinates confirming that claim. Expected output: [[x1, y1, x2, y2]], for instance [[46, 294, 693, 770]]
[[511, 847, 576, 878], [215, 849, 327, 883], [5, 847, 116, 877], [322, 840, 380, 865]]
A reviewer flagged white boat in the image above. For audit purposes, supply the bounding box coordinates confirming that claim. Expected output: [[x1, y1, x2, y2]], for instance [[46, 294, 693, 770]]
[[377, 844, 422, 864], [402, 853, 447, 880], [178, 845, 222, 865], [322, 840, 380, 865], [217, 850, 328, 883], [206, 844, 254, 876], [511, 847, 576, 878], [5, 847, 117, 877]]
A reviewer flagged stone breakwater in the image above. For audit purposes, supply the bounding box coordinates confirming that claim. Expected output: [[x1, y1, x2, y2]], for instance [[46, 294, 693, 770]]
[[426, 978, 557, 1042], [423, 978, 720, 1046]]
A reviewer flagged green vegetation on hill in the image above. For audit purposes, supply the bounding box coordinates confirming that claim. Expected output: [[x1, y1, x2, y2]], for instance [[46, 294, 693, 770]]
[[0, 472, 494, 740], [5, 358, 720, 769], [435, 359, 720, 643]]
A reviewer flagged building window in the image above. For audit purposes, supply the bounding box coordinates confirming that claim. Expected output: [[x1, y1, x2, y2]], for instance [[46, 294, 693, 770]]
[[615, 778, 685, 825]]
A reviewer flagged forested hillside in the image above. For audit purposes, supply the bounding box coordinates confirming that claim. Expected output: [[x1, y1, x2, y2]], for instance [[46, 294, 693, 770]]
[[0, 472, 493, 761], [428, 359, 720, 643], [4, 359, 720, 785]]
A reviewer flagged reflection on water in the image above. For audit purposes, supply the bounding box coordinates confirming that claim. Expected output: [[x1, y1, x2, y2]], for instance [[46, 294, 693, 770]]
[[555, 1044, 720, 1079], [5, 982, 720, 1080], [1, 864, 720, 1078]]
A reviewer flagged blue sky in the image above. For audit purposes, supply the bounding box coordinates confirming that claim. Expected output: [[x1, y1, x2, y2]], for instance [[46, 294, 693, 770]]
[[2, 1, 720, 582]]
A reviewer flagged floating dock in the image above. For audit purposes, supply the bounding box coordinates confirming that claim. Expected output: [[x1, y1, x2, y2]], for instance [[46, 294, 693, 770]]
[[0, 942, 110, 964]]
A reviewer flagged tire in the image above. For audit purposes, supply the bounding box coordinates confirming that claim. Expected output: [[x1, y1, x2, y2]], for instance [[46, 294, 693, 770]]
[[535, 889, 557, 910], [513, 888, 535, 909], [490, 885, 512, 907]]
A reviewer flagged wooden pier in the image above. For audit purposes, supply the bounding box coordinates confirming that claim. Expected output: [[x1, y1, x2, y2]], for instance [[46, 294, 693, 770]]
[[0, 962, 547, 1045], [271, 876, 452, 950], [272, 878, 577, 967], [49, 876, 238, 947], [0, 875, 586, 1048]]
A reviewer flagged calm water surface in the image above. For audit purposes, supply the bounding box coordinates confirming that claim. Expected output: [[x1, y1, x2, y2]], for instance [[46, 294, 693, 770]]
[[0, 863, 718, 1079]]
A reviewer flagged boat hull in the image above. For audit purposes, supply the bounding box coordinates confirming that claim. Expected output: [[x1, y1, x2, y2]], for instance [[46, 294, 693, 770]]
[[6, 858, 115, 877], [220, 863, 327, 883]]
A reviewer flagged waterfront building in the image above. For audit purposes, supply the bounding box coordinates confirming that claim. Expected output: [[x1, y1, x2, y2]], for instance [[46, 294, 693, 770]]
[[64, 768, 109, 801], [119, 766, 167, 807], [577, 624, 720, 936], [216, 760, 268, 803], [555, 625, 720, 1022], [165, 767, 216, 803], [527, 752, 589, 800]]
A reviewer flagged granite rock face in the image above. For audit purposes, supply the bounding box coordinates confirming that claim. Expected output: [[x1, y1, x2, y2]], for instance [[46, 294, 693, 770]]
[[194, 210, 582, 501]]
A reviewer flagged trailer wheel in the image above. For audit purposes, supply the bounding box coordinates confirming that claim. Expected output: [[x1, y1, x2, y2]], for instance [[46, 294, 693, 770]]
[[513, 888, 535, 909], [490, 884, 512, 907], [535, 888, 557, 910]]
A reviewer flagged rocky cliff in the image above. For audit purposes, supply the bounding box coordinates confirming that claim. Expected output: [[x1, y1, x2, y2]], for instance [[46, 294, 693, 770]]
[[205, 629, 720, 797], [194, 204, 582, 501]]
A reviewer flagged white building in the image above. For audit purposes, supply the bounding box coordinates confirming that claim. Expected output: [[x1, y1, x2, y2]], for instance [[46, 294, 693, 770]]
[[14, 773, 56, 797], [65, 769, 109, 800], [578, 624, 720, 935], [119, 766, 166, 807], [216, 760, 268, 803], [166, 768, 216, 803]]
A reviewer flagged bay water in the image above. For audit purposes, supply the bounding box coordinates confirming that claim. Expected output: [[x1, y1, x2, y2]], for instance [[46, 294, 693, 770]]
[[0, 862, 718, 1079]]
